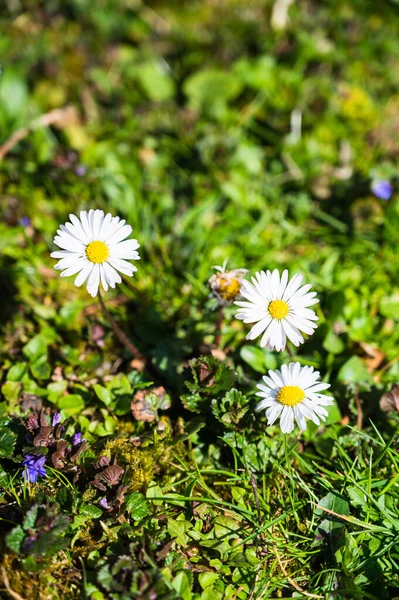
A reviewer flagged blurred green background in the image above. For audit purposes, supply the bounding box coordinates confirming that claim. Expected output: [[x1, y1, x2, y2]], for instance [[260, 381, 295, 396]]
[[1, 2, 399, 599], [1, 0, 399, 386]]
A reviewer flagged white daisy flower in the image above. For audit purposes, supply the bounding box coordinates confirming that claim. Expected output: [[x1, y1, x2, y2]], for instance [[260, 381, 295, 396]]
[[51, 209, 140, 297], [256, 362, 333, 434], [235, 269, 319, 351]]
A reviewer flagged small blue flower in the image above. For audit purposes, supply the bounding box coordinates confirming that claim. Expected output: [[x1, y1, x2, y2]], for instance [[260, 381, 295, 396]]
[[99, 497, 110, 509], [72, 432, 85, 446], [372, 180, 393, 200], [22, 454, 47, 483], [52, 413, 61, 426], [20, 216, 31, 227]]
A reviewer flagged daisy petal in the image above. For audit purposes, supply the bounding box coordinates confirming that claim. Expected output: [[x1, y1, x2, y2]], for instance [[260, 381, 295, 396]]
[[235, 269, 319, 351], [51, 211, 140, 296], [75, 263, 93, 287], [280, 406, 294, 433], [266, 403, 283, 425], [256, 362, 333, 434]]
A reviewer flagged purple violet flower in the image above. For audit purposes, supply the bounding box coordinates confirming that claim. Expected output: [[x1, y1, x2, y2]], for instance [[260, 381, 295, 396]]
[[20, 216, 31, 227], [22, 454, 47, 483], [75, 165, 87, 177], [99, 497, 110, 509], [372, 180, 393, 200], [72, 432, 85, 446], [52, 413, 61, 426]]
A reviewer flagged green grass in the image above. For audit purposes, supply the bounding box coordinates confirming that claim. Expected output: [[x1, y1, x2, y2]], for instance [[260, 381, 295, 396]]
[[1, 0, 399, 598]]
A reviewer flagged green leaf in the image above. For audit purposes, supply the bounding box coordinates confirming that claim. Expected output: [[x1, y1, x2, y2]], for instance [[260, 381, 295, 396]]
[[97, 565, 113, 591], [185, 356, 237, 413], [0, 465, 9, 488], [239, 345, 265, 373], [184, 69, 242, 111], [181, 393, 202, 413], [315, 492, 350, 538], [124, 493, 149, 520], [245, 547, 259, 566], [324, 402, 342, 425], [214, 515, 241, 539], [58, 394, 85, 416], [113, 556, 134, 575], [146, 481, 163, 506], [23, 505, 39, 530], [47, 380, 68, 403], [93, 384, 113, 406], [31, 515, 70, 557], [242, 437, 270, 472], [0, 69, 28, 118], [6, 363, 28, 382], [337, 356, 371, 383], [107, 374, 132, 395], [177, 417, 206, 442], [172, 570, 192, 600], [61, 346, 81, 365], [198, 572, 219, 589], [211, 389, 249, 428], [6, 525, 25, 554], [316, 492, 349, 519], [380, 293, 399, 319], [72, 514, 90, 530], [58, 301, 84, 325], [23, 335, 48, 362], [113, 394, 132, 415], [21, 555, 41, 572], [80, 503, 102, 519], [32, 304, 56, 320], [323, 331, 345, 354], [0, 426, 17, 457], [1, 381, 21, 403], [168, 519, 191, 546], [347, 486, 368, 508], [30, 356, 51, 380], [137, 61, 175, 101], [83, 583, 103, 600]]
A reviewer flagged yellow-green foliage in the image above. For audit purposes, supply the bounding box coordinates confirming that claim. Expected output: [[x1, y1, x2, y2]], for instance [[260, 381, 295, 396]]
[[1, 553, 80, 600], [82, 487, 98, 503], [103, 432, 181, 492], [339, 85, 377, 124]]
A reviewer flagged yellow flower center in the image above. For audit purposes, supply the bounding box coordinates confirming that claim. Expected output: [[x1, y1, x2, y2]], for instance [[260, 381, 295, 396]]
[[277, 385, 305, 407], [268, 299, 289, 320], [218, 276, 241, 300], [86, 240, 109, 264]]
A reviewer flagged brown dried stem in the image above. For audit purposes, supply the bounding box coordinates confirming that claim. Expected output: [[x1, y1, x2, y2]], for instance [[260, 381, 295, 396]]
[[273, 544, 324, 599], [214, 306, 224, 348], [0, 106, 77, 161], [97, 289, 145, 363], [1, 567, 26, 600], [354, 386, 363, 430]]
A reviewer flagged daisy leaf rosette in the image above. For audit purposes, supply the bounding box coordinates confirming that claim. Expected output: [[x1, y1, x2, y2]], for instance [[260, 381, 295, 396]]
[[256, 362, 333, 434], [235, 269, 319, 351], [51, 209, 140, 297]]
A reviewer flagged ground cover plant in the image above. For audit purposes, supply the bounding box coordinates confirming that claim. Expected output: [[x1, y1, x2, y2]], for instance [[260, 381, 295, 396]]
[[1, 0, 399, 598]]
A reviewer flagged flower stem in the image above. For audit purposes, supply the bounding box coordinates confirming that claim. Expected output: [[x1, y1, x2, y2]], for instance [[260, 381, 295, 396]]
[[98, 290, 145, 362], [214, 306, 224, 348], [286, 344, 294, 358]]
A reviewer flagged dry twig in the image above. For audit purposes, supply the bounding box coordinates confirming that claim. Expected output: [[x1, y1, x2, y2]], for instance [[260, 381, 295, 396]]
[[0, 106, 77, 161], [273, 545, 324, 599], [97, 289, 145, 363], [354, 386, 363, 430], [1, 567, 26, 600]]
